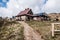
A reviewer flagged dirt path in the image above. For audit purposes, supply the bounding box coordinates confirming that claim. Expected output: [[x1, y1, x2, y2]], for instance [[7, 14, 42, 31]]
[[19, 21, 44, 40]]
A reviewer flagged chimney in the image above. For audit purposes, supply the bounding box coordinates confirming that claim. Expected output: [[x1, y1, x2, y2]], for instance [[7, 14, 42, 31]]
[[25, 8, 29, 10]]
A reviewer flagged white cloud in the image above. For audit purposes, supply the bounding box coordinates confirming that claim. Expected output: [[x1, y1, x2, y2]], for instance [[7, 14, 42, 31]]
[[0, 0, 20, 17], [0, 8, 13, 17], [42, 0, 60, 13], [0, 0, 46, 17], [16, 0, 45, 13]]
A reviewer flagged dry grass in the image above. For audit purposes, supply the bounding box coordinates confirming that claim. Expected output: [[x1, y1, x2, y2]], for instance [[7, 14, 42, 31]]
[[26, 21, 60, 40], [0, 21, 24, 40]]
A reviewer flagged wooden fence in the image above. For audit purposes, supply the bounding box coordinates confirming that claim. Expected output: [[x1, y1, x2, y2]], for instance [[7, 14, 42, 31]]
[[51, 23, 60, 37]]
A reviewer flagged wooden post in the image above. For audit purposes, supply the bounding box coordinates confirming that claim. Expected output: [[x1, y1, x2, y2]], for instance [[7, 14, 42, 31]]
[[52, 23, 54, 37], [51, 23, 60, 37]]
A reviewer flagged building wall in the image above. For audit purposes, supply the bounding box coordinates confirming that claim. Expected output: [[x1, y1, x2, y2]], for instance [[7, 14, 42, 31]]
[[21, 16, 27, 21], [15, 17, 21, 20], [33, 17, 37, 20], [33, 17, 41, 21]]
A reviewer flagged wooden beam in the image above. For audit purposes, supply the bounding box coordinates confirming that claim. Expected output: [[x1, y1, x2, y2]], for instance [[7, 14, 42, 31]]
[[52, 23, 54, 37], [51, 23, 60, 37]]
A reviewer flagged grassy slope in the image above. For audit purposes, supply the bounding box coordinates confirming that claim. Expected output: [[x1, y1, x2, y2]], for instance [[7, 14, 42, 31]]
[[26, 21, 60, 40], [0, 21, 24, 40]]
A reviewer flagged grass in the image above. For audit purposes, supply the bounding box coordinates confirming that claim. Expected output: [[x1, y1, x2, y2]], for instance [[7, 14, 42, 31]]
[[0, 20, 24, 40], [26, 21, 60, 40]]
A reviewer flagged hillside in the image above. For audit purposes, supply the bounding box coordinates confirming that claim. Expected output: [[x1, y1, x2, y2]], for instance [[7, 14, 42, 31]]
[[0, 20, 24, 40], [26, 21, 60, 40], [48, 13, 60, 21]]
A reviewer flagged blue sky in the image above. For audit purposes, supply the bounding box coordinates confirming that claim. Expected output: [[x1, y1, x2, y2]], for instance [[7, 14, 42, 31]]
[[0, 0, 60, 17], [0, 0, 48, 17], [0, 0, 47, 8], [0, 0, 9, 7]]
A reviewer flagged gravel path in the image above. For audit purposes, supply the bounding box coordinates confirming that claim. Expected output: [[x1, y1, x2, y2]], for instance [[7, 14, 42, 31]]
[[20, 21, 44, 40]]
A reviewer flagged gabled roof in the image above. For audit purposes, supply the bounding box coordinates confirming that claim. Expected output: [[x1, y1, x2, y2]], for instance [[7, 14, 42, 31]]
[[18, 8, 31, 15], [15, 8, 34, 17]]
